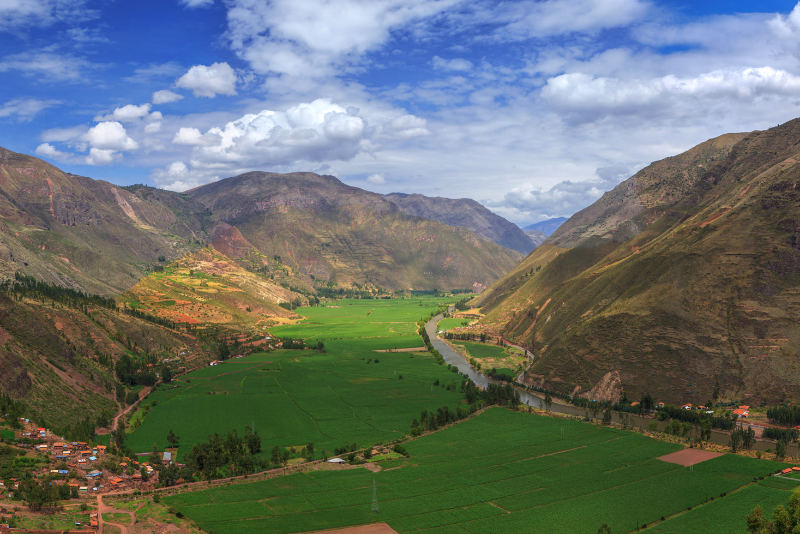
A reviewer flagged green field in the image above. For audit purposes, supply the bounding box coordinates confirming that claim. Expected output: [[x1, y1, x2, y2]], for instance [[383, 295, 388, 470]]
[[126, 298, 464, 457], [452, 340, 525, 378], [437, 317, 470, 331], [651, 476, 800, 533], [165, 408, 785, 533]]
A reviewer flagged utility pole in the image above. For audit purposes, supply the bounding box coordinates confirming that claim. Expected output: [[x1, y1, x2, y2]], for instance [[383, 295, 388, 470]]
[[371, 477, 379, 514]]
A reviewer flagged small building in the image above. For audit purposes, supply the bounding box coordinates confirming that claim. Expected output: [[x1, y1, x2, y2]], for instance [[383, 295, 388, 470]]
[[327, 457, 346, 464], [162, 452, 173, 465]]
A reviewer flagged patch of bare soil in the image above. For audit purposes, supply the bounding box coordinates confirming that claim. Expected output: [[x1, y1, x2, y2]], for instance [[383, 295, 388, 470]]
[[300, 522, 397, 534], [658, 448, 723, 466]]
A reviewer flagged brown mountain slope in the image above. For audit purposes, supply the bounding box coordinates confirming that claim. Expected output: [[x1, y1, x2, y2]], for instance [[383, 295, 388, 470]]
[[0, 147, 210, 295], [475, 121, 800, 404], [189, 172, 522, 291], [385, 192, 535, 254]]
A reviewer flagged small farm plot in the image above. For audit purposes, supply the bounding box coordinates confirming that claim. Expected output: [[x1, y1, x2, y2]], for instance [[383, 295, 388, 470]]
[[451, 340, 527, 379], [165, 408, 784, 534], [126, 298, 464, 458]]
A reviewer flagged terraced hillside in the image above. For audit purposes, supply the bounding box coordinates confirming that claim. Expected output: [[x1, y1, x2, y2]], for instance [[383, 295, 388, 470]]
[[476, 120, 800, 404]]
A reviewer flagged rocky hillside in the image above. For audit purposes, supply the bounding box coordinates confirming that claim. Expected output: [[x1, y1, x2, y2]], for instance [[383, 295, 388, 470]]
[[475, 122, 800, 405], [385, 193, 535, 254], [189, 172, 522, 291]]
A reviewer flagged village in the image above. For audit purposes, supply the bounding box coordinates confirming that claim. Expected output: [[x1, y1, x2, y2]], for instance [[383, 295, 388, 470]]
[[0, 417, 175, 532]]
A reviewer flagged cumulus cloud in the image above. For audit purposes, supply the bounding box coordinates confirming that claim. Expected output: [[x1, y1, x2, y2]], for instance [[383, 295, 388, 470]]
[[35, 142, 70, 160], [144, 121, 162, 133], [0, 98, 59, 121], [84, 121, 139, 151], [85, 147, 115, 165], [151, 98, 430, 190], [172, 127, 205, 145], [769, 3, 800, 38], [366, 173, 386, 184], [103, 103, 152, 122], [175, 62, 237, 97], [152, 89, 183, 104], [184, 99, 364, 166]]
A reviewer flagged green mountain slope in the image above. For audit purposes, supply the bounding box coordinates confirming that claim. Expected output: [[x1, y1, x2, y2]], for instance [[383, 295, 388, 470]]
[[476, 121, 800, 404]]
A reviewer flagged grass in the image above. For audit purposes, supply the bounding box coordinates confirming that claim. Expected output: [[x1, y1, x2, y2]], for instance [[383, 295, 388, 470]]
[[165, 408, 784, 533], [126, 298, 464, 458]]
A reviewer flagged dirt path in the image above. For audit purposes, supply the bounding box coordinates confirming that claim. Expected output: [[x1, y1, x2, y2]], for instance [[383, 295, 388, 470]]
[[110, 386, 152, 432]]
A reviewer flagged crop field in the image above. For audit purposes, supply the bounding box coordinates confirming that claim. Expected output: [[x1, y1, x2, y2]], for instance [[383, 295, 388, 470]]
[[164, 408, 784, 533], [451, 340, 526, 377], [651, 476, 799, 533], [437, 317, 470, 331], [126, 298, 464, 457]]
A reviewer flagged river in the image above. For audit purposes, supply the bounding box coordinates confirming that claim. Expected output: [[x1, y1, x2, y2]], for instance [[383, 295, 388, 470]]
[[425, 313, 800, 456]]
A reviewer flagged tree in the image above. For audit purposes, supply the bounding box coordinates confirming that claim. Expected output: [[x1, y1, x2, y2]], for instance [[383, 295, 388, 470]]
[[161, 366, 173, 383], [167, 430, 179, 448], [602, 407, 612, 425], [777, 439, 787, 461], [544, 393, 553, 412], [597, 524, 611, 534], [271, 446, 281, 466], [245, 427, 261, 455]]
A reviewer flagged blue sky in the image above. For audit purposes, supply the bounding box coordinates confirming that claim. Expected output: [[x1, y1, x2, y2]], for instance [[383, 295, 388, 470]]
[[2, 0, 800, 225]]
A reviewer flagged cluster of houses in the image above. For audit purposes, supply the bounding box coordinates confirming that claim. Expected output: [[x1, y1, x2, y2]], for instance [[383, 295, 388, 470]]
[[1, 419, 160, 499]]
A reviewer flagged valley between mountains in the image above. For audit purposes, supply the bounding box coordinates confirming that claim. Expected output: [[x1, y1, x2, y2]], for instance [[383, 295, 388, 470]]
[[0, 118, 798, 534]]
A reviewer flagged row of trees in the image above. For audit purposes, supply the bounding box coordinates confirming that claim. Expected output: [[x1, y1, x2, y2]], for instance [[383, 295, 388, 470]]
[[767, 405, 800, 427], [184, 427, 263, 480]]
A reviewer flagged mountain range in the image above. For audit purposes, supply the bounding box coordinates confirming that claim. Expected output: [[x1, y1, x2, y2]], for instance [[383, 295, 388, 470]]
[[0, 146, 525, 432], [475, 120, 800, 405]]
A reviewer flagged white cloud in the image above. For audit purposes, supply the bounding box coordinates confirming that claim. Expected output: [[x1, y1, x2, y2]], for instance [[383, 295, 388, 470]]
[[85, 147, 115, 165], [144, 122, 162, 133], [542, 67, 800, 123], [0, 0, 95, 32], [180, 0, 214, 7], [35, 142, 70, 160], [172, 127, 205, 145], [0, 98, 59, 121], [383, 114, 430, 138], [84, 121, 139, 151], [191, 98, 364, 165], [432, 56, 473, 71], [152, 89, 183, 104], [108, 103, 152, 122], [769, 3, 800, 38], [366, 173, 385, 184], [225, 0, 458, 80], [0, 47, 92, 81], [497, 0, 650, 40], [175, 62, 237, 97]]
